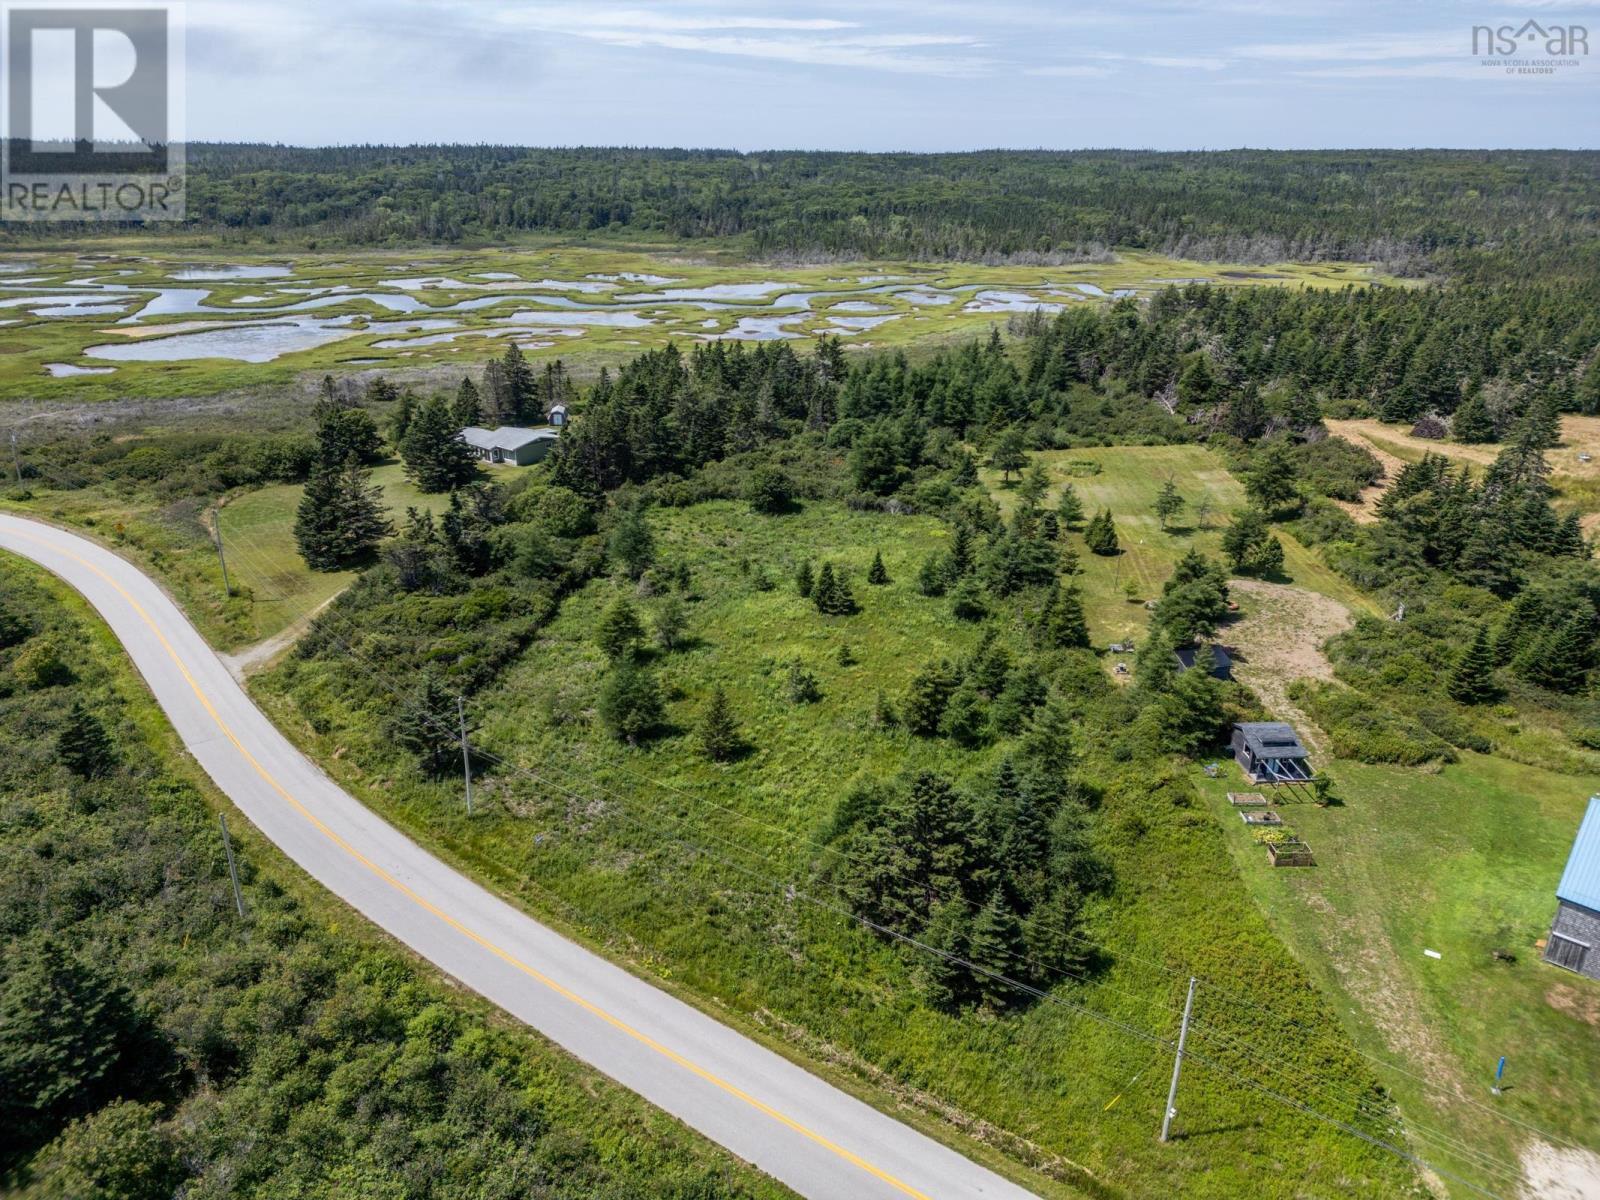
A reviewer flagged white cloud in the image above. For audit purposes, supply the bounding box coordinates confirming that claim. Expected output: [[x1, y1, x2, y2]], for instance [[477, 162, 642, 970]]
[[1025, 64, 1117, 77]]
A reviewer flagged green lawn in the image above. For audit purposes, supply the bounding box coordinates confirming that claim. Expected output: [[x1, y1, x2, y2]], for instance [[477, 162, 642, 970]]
[[1192, 752, 1600, 1195], [982, 444, 1379, 647], [216, 460, 454, 644]]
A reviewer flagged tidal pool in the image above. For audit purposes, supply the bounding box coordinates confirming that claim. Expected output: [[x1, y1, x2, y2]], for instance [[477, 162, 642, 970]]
[[496, 310, 654, 328], [170, 265, 293, 281], [963, 291, 1066, 313], [87, 317, 366, 363], [619, 281, 801, 303], [45, 363, 116, 377]]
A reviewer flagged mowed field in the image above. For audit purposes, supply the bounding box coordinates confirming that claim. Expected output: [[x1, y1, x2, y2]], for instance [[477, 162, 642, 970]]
[[980, 444, 1380, 648], [1193, 752, 1600, 1197], [1328, 416, 1600, 530], [216, 461, 453, 645]]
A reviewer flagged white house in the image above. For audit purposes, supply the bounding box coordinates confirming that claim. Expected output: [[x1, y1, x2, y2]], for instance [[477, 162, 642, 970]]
[[459, 425, 558, 466]]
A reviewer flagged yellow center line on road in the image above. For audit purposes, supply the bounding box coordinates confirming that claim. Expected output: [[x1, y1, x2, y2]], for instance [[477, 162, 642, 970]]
[[7, 525, 934, 1200]]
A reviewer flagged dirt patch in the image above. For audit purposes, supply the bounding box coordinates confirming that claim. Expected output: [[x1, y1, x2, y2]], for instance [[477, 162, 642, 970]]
[[1324, 424, 1410, 523], [1519, 1140, 1600, 1199], [1544, 982, 1600, 1028], [1326, 416, 1600, 525], [1224, 579, 1353, 753]]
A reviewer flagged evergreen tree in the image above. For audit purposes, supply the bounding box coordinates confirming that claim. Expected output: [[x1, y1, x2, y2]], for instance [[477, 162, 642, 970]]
[[399, 396, 477, 493], [1038, 582, 1090, 649], [949, 576, 988, 621], [312, 401, 382, 468], [1447, 626, 1499, 704], [1244, 439, 1302, 514], [786, 659, 823, 704], [904, 659, 959, 736], [1019, 692, 1076, 778], [968, 891, 1025, 1011], [868, 550, 890, 585], [596, 596, 644, 661], [1017, 464, 1050, 509], [916, 553, 949, 597], [940, 679, 989, 747], [698, 686, 742, 761], [387, 388, 417, 447], [598, 659, 664, 745], [1221, 507, 1281, 576], [873, 689, 900, 729], [1084, 509, 1120, 556], [384, 670, 459, 776], [654, 596, 689, 652], [1056, 483, 1085, 527], [814, 562, 857, 615], [1452, 389, 1496, 443], [1153, 480, 1186, 530], [608, 506, 656, 580], [796, 559, 817, 599], [294, 457, 393, 571], [453, 376, 483, 427], [1177, 352, 1222, 408], [950, 449, 980, 487], [56, 700, 115, 778], [919, 901, 974, 1012], [988, 428, 1028, 483], [950, 524, 977, 577], [501, 344, 538, 420]]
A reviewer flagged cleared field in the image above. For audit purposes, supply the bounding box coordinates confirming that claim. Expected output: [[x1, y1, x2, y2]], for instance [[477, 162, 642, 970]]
[[981, 444, 1380, 648], [216, 461, 454, 645], [1193, 751, 1600, 1197], [1328, 417, 1600, 526]]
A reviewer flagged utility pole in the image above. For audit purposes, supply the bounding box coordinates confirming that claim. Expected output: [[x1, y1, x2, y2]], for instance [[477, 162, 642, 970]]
[[210, 511, 232, 597], [219, 813, 246, 919], [8, 431, 20, 487], [458, 695, 473, 817], [1160, 977, 1198, 1143]]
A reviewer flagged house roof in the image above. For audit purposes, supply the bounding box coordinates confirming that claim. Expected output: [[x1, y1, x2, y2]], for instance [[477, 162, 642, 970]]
[[1557, 796, 1600, 913], [1175, 645, 1232, 679], [459, 425, 557, 453], [1234, 721, 1310, 760]]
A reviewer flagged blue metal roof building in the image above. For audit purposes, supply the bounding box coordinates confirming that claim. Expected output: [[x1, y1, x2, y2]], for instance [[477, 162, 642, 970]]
[[1556, 797, 1600, 912], [1546, 797, 1600, 981]]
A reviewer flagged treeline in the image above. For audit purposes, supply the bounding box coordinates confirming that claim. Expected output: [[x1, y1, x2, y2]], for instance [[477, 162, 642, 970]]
[[19, 144, 1598, 278]]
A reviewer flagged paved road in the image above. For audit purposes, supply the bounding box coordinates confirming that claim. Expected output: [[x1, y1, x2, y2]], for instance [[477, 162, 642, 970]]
[[0, 514, 1040, 1200]]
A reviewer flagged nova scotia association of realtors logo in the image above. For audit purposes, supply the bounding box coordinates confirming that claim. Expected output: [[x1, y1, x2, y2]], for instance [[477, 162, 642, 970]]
[[1, 1, 185, 221], [1472, 17, 1588, 74]]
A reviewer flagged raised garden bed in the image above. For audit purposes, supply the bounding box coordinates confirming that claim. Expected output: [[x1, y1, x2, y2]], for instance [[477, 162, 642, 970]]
[[1267, 839, 1316, 868], [1241, 811, 1284, 826], [1228, 792, 1269, 807]]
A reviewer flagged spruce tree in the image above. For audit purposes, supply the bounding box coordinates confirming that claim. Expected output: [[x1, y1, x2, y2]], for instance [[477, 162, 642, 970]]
[[968, 891, 1025, 1011], [868, 550, 890, 585], [796, 560, 816, 599], [988, 428, 1028, 483], [294, 457, 392, 571], [698, 686, 742, 761], [501, 344, 538, 420], [1017, 464, 1050, 509], [1447, 626, 1499, 704], [940, 679, 989, 747], [1452, 389, 1496, 443], [1056, 483, 1085, 527], [950, 525, 976, 577], [56, 700, 115, 778], [904, 659, 959, 736], [1084, 510, 1120, 556], [384, 670, 459, 776], [1039, 582, 1090, 649], [399, 396, 477, 493], [608, 507, 655, 580], [453, 376, 483, 427], [917, 553, 949, 597], [596, 596, 644, 661], [598, 659, 663, 745]]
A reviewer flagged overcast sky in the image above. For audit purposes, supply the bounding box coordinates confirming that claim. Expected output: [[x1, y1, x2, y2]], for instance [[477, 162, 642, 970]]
[[184, 0, 1598, 149]]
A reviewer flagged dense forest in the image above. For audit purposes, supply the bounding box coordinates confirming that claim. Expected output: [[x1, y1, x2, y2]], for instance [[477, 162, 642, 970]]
[[12, 145, 1600, 280]]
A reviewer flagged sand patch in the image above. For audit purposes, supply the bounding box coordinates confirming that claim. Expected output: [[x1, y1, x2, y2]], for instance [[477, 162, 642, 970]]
[[1519, 1140, 1600, 1199]]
